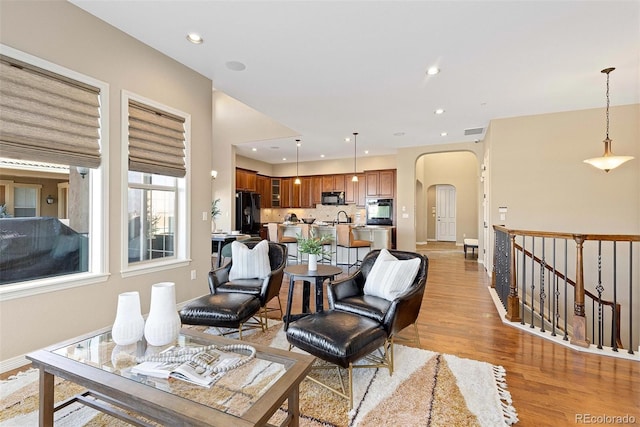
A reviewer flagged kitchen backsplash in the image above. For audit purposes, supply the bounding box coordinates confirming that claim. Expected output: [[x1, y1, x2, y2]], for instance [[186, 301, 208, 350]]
[[261, 205, 366, 225]]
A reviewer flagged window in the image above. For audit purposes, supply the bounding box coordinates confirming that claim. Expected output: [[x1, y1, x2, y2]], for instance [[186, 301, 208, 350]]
[[0, 45, 108, 299], [122, 92, 190, 274], [127, 173, 177, 262], [13, 184, 40, 217]]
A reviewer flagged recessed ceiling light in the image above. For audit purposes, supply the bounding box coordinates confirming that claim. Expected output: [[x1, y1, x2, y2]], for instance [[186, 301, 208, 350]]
[[345, 137, 351, 143], [440, 132, 448, 136], [186, 33, 204, 44], [282, 157, 287, 161], [226, 61, 246, 71], [434, 108, 445, 115], [426, 66, 440, 75], [252, 147, 257, 152], [364, 150, 369, 154], [320, 154, 325, 158]]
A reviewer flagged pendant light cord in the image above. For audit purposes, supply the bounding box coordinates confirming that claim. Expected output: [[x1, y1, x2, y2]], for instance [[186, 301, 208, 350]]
[[353, 132, 358, 176], [605, 71, 610, 140]]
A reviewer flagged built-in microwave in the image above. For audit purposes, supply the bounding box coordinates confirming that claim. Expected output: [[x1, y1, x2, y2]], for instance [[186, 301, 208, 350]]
[[321, 191, 346, 205], [366, 198, 393, 225]]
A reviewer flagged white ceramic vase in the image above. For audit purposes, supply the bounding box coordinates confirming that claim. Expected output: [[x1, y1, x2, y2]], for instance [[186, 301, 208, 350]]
[[111, 291, 145, 346], [144, 282, 181, 347], [308, 253, 318, 271]]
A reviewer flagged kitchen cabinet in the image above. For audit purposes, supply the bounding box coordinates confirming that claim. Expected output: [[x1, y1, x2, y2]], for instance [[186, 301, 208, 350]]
[[311, 176, 323, 205], [236, 168, 257, 192], [291, 178, 301, 207], [345, 173, 366, 206], [300, 177, 313, 208], [366, 169, 395, 198], [280, 177, 292, 208], [271, 178, 281, 208], [256, 175, 271, 208], [322, 174, 346, 193]]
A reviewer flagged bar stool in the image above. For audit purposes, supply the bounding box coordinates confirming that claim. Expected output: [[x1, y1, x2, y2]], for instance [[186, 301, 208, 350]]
[[336, 224, 370, 272], [316, 226, 335, 264], [268, 223, 298, 264]]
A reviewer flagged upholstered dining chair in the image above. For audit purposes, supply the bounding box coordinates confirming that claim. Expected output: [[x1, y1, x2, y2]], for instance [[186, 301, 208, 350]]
[[285, 249, 428, 408], [206, 240, 286, 329], [336, 224, 371, 272], [268, 223, 298, 264]]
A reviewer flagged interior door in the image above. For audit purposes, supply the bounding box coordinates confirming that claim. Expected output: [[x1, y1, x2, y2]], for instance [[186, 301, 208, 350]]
[[436, 184, 456, 242]]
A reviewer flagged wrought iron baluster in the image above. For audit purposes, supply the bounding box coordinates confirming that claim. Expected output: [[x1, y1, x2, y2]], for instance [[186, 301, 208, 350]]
[[563, 239, 569, 341], [612, 241, 618, 352], [628, 242, 634, 355], [596, 240, 604, 349], [539, 237, 547, 332], [521, 236, 526, 325], [530, 238, 536, 328]]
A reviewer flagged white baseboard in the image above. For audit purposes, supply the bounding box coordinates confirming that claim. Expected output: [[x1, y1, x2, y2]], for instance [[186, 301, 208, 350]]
[[0, 354, 30, 374], [487, 287, 639, 362]]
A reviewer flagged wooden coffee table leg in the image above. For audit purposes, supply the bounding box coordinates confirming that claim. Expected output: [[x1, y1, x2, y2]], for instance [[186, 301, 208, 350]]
[[288, 385, 300, 427], [39, 368, 54, 427]]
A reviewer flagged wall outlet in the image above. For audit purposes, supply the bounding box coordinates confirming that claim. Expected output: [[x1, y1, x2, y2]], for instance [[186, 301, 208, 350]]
[[190, 270, 197, 280]]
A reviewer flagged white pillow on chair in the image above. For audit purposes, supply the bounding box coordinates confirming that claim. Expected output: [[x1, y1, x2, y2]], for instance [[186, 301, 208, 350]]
[[363, 249, 421, 301], [229, 240, 271, 280]]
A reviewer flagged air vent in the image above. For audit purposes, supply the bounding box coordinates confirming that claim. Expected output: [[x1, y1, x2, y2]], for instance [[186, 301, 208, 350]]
[[464, 127, 484, 136]]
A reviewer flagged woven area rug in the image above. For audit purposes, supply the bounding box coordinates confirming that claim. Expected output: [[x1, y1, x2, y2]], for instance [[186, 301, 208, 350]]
[[0, 323, 518, 426]]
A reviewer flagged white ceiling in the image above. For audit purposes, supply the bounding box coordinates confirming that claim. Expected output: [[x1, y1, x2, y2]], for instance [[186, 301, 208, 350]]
[[71, 0, 640, 165]]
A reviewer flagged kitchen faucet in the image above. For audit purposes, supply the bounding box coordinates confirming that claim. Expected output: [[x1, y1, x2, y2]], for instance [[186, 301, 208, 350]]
[[336, 210, 349, 224]]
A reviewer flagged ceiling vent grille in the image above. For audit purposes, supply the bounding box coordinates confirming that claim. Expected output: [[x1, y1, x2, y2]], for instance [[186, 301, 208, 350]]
[[464, 127, 484, 136]]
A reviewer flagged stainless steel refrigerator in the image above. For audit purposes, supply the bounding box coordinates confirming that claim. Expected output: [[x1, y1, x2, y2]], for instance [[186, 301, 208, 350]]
[[235, 191, 261, 235]]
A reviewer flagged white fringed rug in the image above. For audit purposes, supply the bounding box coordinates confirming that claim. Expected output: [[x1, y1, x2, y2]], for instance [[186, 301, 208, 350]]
[[0, 324, 518, 427]]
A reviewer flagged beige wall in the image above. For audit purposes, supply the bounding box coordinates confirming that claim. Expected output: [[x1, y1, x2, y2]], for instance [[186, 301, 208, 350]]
[[415, 152, 479, 243], [487, 104, 639, 234], [0, 1, 213, 366]]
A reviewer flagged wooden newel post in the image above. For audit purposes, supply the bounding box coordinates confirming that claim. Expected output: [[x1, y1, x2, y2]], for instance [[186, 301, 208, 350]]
[[570, 235, 590, 348], [506, 233, 521, 322]]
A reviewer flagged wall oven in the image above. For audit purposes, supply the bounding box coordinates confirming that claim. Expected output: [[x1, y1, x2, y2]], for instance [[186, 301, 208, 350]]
[[366, 198, 393, 225]]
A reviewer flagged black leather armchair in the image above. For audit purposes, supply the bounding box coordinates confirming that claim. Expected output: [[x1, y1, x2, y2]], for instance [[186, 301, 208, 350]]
[[285, 249, 428, 408], [209, 240, 287, 328], [328, 249, 429, 342]]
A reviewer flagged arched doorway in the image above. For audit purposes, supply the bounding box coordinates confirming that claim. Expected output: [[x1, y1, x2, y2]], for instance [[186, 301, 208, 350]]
[[415, 151, 479, 246]]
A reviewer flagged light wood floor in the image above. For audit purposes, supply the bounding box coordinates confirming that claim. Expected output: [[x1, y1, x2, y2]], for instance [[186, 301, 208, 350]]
[[278, 245, 640, 427]]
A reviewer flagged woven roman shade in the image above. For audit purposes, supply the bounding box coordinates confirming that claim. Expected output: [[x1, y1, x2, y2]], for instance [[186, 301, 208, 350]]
[[0, 56, 101, 168], [128, 100, 186, 178]]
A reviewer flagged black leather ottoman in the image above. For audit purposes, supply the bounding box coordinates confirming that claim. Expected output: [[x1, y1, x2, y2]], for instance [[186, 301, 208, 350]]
[[285, 310, 388, 369], [179, 293, 262, 338]]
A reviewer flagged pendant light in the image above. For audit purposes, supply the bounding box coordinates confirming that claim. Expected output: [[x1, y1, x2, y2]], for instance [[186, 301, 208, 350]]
[[352, 132, 359, 182], [294, 139, 301, 185], [583, 67, 634, 172]]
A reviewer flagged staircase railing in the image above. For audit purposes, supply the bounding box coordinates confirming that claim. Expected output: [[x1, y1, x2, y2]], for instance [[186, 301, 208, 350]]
[[493, 225, 639, 355]]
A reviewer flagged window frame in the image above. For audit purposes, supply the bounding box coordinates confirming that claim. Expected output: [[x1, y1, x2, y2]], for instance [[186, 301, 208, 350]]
[[120, 91, 191, 277], [0, 44, 109, 301]]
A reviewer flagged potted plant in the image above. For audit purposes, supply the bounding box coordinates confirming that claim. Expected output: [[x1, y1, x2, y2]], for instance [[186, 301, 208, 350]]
[[211, 198, 221, 232], [296, 229, 333, 270]]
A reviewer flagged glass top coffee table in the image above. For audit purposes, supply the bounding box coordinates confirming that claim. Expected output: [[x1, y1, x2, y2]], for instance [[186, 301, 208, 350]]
[[26, 326, 314, 426]]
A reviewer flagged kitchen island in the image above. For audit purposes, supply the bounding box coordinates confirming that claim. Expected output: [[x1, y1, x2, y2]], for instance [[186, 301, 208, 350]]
[[265, 222, 394, 265]]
